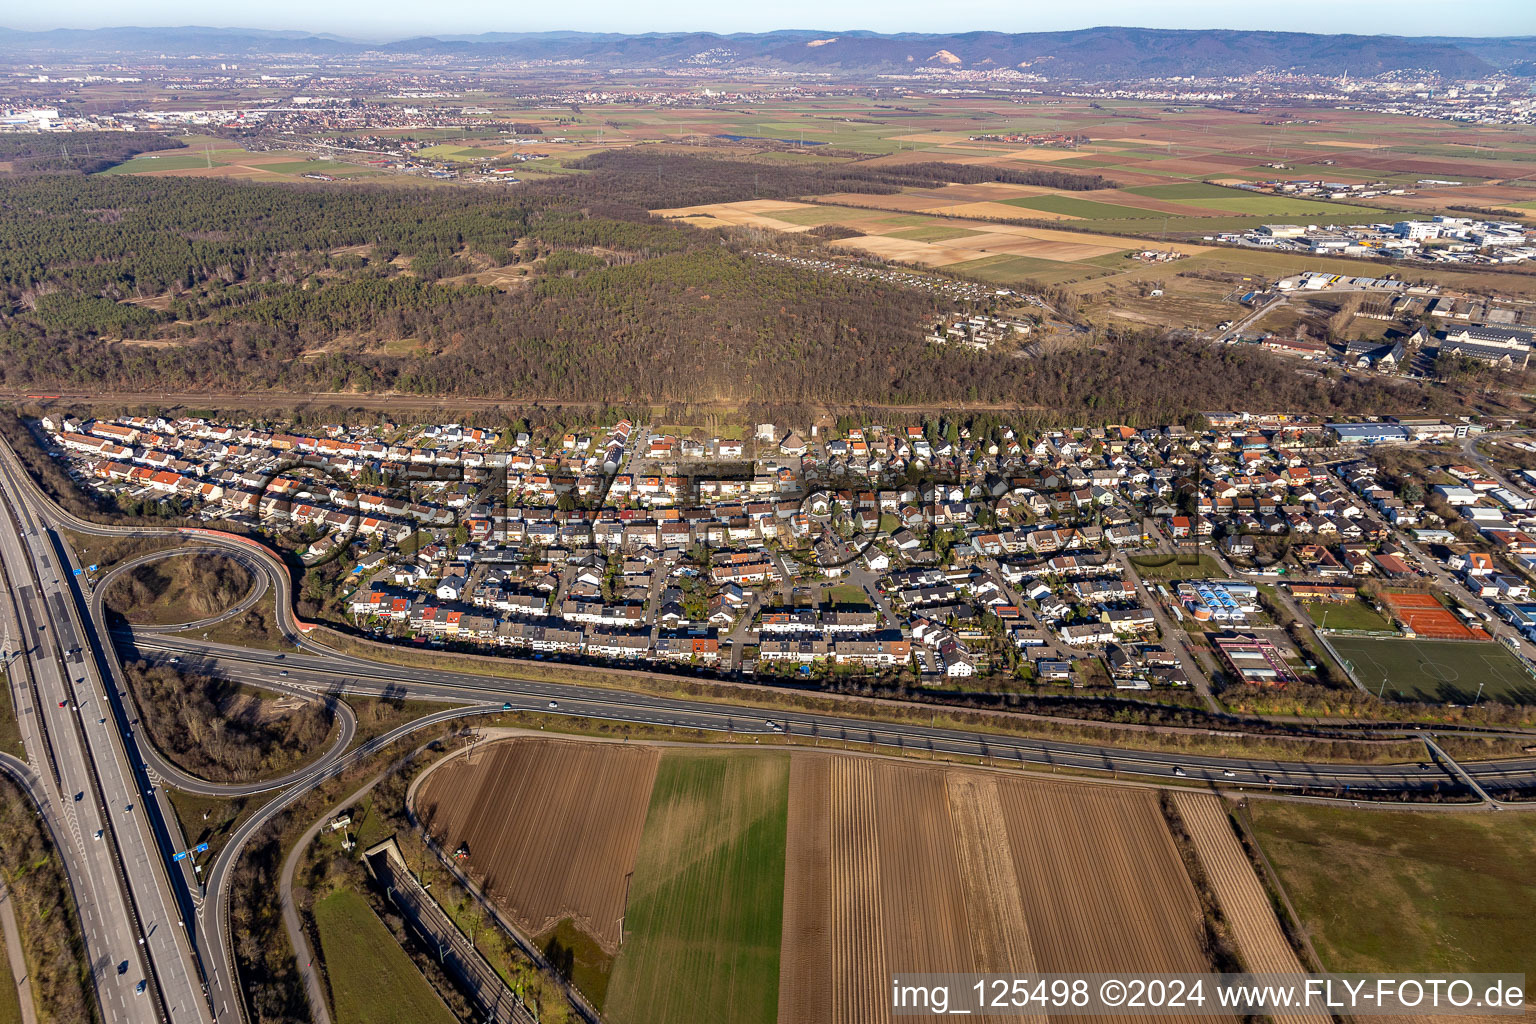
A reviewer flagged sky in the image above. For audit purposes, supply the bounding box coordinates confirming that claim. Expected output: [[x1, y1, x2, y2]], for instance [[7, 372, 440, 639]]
[[6, 0, 1534, 38]]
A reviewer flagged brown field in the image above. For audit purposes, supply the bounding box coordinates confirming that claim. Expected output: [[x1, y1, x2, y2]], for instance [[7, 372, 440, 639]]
[[782, 755, 1222, 1024], [413, 737, 660, 951], [1170, 795, 1322, 999], [655, 199, 1211, 271]]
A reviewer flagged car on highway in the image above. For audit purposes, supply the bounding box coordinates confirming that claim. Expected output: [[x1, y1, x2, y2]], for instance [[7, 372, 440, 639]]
[[279, 670, 288, 676], [74, 791, 83, 802], [123, 803, 132, 813], [547, 700, 559, 709], [94, 829, 102, 841], [135, 980, 147, 996], [118, 961, 129, 976], [1222, 769, 1235, 777], [1172, 766, 1187, 776], [502, 702, 512, 711]]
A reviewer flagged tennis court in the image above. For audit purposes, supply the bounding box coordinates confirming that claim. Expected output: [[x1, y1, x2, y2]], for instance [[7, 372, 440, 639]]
[[1329, 636, 1536, 704], [1380, 590, 1484, 640]]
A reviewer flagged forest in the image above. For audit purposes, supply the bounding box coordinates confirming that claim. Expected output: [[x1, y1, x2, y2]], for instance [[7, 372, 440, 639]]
[[0, 145, 1442, 419], [121, 662, 335, 782], [0, 129, 185, 174]]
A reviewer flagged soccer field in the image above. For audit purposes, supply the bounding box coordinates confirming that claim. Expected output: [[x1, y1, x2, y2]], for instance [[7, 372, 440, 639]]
[[1328, 636, 1536, 704]]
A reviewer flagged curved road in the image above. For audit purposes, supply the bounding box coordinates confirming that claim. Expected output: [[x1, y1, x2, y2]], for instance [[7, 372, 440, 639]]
[[97, 547, 269, 636]]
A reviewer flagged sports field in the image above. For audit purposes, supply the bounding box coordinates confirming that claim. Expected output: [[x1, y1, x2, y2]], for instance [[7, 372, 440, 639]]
[[1302, 599, 1393, 633], [313, 889, 458, 1024], [1380, 590, 1483, 640], [1327, 636, 1536, 704], [1248, 802, 1536, 974]]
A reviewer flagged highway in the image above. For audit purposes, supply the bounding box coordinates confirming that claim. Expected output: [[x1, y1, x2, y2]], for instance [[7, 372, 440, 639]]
[[0, 450, 211, 1022], [127, 632, 1531, 796], [3, 426, 1536, 1024]]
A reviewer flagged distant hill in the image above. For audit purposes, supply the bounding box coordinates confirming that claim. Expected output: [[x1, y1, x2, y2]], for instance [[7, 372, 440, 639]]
[[0, 25, 1528, 79]]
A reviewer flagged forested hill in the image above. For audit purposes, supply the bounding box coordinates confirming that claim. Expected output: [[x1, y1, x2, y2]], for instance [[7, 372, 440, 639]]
[[0, 26, 1524, 78], [0, 151, 1437, 422]]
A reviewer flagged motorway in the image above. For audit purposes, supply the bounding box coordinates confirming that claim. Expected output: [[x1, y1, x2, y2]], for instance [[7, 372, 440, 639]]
[[126, 632, 1536, 796], [0, 450, 210, 1022], [5, 430, 1536, 1024]]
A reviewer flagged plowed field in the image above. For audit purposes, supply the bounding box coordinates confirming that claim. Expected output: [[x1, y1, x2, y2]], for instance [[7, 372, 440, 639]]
[[1171, 794, 1331, 1024], [783, 757, 1221, 1024], [413, 737, 659, 951]]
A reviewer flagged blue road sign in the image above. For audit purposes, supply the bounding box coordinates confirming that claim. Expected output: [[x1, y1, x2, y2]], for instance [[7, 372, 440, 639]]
[[88, 564, 98, 571], [72, 568, 81, 576], [172, 851, 187, 862], [193, 842, 209, 853]]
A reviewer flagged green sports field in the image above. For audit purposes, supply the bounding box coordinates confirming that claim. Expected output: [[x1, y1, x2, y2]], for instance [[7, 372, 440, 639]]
[[1327, 636, 1536, 704]]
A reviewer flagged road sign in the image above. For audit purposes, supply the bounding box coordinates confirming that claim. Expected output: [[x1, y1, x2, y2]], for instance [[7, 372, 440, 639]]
[[172, 851, 187, 862], [193, 842, 209, 853], [72, 568, 81, 576], [87, 564, 98, 571]]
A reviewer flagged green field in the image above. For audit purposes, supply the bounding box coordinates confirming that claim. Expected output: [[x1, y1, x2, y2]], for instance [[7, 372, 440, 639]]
[[886, 225, 983, 242], [826, 583, 872, 607], [1327, 636, 1536, 703], [605, 750, 788, 1024], [0, 944, 20, 1024], [1000, 195, 1160, 219], [1129, 553, 1226, 581], [948, 252, 1118, 285], [1303, 600, 1392, 632], [0, 669, 24, 759], [313, 889, 457, 1024], [1248, 802, 1536, 973], [260, 160, 378, 176], [1177, 196, 1388, 220], [99, 152, 217, 174], [1124, 182, 1244, 200]]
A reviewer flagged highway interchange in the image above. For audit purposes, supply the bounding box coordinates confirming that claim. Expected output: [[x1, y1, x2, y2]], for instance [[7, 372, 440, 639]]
[[1, 430, 1536, 1023]]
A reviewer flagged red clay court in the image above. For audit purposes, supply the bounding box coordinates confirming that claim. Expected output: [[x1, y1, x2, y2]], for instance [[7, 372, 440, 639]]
[[1380, 590, 1487, 641]]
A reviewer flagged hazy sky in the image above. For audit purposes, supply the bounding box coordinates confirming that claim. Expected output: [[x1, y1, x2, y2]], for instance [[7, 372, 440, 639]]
[[8, 0, 1533, 38]]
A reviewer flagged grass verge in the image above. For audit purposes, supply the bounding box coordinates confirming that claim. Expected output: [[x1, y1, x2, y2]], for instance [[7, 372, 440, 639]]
[[0, 672, 23, 760]]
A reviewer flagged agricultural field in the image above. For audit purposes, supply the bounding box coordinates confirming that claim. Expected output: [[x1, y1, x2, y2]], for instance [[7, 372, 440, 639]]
[[98, 135, 386, 181], [412, 738, 660, 952], [1246, 802, 1536, 975], [652, 198, 1202, 287], [312, 888, 458, 1024], [1171, 794, 1322, 1000], [786, 755, 1224, 1024], [604, 750, 789, 1024], [412, 740, 1262, 1024], [1328, 636, 1536, 704]]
